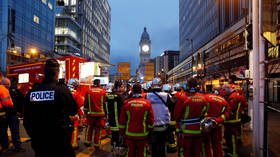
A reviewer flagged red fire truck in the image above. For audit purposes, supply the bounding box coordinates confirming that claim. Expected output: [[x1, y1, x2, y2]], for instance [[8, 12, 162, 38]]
[[7, 55, 87, 96]]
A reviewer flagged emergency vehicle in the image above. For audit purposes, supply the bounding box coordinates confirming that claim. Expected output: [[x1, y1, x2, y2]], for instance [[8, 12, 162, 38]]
[[7, 55, 87, 96]]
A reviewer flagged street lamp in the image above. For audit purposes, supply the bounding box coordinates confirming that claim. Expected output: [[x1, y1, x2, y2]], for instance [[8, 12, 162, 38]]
[[186, 38, 195, 76], [30, 48, 38, 55]]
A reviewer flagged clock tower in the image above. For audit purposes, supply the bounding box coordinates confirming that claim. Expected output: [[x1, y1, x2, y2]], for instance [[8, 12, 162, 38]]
[[139, 27, 151, 64]]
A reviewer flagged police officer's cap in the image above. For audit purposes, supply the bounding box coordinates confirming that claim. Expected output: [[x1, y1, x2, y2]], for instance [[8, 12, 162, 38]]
[[45, 59, 59, 70]]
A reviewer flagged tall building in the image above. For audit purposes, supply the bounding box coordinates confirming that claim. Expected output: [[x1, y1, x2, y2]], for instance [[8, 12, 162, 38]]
[[139, 27, 151, 65], [0, 0, 56, 71], [155, 50, 179, 76], [172, 0, 249, 83], [77, 0, 111, 63], [55, 0, 81, 56], [179, 0, 247, 61]]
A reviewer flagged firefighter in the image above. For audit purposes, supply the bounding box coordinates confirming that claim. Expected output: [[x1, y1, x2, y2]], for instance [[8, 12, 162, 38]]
[[146, 77, 172, 157], [203, 90, 230, 157], [68, 78, 85, 150], [172, 83, 188, 156], [163, 83, 177, 153], [83, 79, 107, 151], [119, 83, 154, 157], [174, 77, 208, 157], [105, 80, 126, 150], [228, 75, 248, 144], [228, 75, 245, 97], [220, 84, 249, 157], [23, 59, 77, 157], [0, 73, 14, 154]]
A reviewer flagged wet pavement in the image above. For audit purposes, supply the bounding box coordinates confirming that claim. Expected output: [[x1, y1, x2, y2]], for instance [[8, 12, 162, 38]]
[[1, 120, 253, 157]]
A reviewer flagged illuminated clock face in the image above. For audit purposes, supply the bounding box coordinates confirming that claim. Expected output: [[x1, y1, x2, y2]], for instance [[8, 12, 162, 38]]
[[141, 45, 150, 52]]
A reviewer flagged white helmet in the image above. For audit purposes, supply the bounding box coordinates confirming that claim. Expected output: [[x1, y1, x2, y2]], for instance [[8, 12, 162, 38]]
[[151, 77, 162, 89], [173, 83, 182, 91], [162, 84, 172, 92], [106, 82, 114, 93], [128, 77, 138, 86], [145, 81, 152, 90], [68, 78, 79, 87]]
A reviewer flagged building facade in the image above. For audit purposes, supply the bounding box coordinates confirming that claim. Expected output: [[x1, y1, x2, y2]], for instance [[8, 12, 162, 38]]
[[55, 0, 81, 56], [117, 62, 130, 81], [0, 0, 55, 71], [154, 50, 179, 77], [77, 0, 111, 63], [179, 0, 248, 61], [172, 0, 249, 86]]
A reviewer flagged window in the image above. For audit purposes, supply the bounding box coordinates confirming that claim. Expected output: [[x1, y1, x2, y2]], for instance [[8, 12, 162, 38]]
[[42, 0, 47, 4], [71, 0, 76, 5], [48, 2, 53, 10], [33, 15, 40, 24]]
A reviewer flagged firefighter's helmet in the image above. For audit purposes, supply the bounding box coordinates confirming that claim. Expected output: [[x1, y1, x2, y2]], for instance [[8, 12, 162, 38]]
[[200, 117, 217, 133], [68, 78, 79, 87], [162, 84, 172, 92], [106, 82, 114, 93], [173, 83, 182, 91], [151, 77, 162, 89], [146, 81, 152, 90]]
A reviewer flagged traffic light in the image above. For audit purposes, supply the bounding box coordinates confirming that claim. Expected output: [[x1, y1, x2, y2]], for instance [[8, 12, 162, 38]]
[[246, 24, 253, 50]]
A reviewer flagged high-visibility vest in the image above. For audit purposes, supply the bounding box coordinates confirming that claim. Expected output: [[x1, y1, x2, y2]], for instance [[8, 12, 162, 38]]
[[0, 85, 13, 109]]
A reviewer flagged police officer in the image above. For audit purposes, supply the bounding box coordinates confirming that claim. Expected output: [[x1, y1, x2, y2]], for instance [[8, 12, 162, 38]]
[[23, 59, 77, 157], [0, 73, 14, 154], [119, 83, 154, 157], [146, 77, 172, 157]]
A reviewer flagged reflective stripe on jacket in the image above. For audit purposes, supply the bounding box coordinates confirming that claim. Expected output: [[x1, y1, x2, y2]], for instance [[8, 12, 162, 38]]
[[0, 85, 13, 108], [84, 86, 106, 116], [174, 92, 208, 136], [119, 97, 154, 140]]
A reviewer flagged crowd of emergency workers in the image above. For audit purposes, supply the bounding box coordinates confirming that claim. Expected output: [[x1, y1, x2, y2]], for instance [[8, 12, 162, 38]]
[[0, 59, 251, 157]]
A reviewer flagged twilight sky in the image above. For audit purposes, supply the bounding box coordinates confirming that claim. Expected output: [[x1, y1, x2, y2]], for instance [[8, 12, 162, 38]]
[[108, 0, 179, 75]]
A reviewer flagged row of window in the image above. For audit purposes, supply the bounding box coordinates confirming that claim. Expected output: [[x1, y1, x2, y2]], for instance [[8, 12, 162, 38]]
[[41, 0, 53, 10]]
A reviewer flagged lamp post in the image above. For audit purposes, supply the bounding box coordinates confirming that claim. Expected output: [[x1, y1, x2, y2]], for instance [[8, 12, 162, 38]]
[[186, 38, 194, 76]]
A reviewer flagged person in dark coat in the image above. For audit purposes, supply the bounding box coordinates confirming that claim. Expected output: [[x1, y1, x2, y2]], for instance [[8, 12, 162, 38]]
[[23, 59, 77, 157]]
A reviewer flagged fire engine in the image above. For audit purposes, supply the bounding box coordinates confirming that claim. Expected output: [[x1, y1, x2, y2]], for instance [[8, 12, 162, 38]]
[[7, 55, 87, 96]]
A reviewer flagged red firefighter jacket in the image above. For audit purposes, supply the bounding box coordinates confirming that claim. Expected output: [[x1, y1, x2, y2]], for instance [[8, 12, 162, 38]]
[[204, 94, 230, 124], [230, 84, 245, 98], [119, 97, 154, 140], [84, 86, 106, 117], [174, 92, 208, 137], [174, 90, 187, 107], [224, 91, 248, 124], [72, 90, 85, 117], [0, 85, 14, 110]]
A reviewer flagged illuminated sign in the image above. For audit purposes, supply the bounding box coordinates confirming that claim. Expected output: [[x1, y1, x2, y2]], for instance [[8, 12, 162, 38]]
[[79, 62, 101, 84], [58, 60, 66, 79], [18, 73, 29, 83]]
